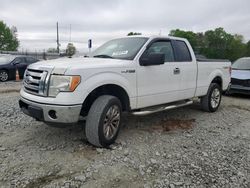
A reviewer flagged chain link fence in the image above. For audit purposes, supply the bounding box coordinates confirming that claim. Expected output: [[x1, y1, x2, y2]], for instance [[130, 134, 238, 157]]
[[0, 50, 66, 60]]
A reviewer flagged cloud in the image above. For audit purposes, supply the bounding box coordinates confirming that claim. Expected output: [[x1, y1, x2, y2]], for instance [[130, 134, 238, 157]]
[[0, 0, 250, 51]]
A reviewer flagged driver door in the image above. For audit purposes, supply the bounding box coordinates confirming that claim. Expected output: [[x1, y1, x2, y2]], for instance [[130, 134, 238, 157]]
[[137, 40, 181, 108], [13, 57, 27, 79]]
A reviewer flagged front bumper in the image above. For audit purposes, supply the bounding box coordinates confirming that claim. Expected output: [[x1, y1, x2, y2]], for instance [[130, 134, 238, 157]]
[[19, 97, 82, 124], [228, 84, 250, 95]]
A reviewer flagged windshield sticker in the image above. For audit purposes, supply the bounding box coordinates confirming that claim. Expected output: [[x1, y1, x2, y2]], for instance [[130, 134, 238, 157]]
[[112, 50, 128, 56]]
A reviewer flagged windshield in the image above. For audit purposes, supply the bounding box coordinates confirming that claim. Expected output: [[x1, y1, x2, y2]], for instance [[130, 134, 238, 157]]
[[91, 37, 148, 60], [0, 56, 15, 65], [232, 58, 250, 70]]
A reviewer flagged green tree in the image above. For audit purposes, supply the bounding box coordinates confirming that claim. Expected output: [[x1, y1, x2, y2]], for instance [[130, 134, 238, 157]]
[[201, 28, 247, 61], [0, 21, 19, 51], [201, 28, 234, 59], [227, 34, 246, 61], [245, 41, 250, 57], [66, 43, 76, 57], [169, 29, 199, 51], [47, 48, 58, 53], [127, 32, 142, 36]]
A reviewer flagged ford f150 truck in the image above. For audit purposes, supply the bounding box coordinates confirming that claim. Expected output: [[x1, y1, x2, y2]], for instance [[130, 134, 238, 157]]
[[19, 35, 231, 147]]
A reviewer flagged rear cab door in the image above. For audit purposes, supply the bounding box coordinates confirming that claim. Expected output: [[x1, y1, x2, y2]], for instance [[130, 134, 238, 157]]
[[171, 39, 197, 100]]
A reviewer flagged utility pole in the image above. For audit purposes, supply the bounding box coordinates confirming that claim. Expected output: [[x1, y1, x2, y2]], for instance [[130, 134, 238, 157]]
[[159, 29, 162, 36], [56, 22, 60, 53], [69, 24, 71, 43], [88, 39, 92, 54]]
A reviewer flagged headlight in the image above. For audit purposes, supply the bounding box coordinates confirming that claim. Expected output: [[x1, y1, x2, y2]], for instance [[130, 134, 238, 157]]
[[48, 75, 81, 97]]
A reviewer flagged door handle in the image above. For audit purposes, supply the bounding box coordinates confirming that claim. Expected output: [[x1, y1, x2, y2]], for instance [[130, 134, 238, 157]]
[[173, 68, 180, 74]]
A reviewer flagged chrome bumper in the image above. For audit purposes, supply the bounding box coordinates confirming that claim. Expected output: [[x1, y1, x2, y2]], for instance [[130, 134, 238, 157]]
[[19, 97, 82, 124]]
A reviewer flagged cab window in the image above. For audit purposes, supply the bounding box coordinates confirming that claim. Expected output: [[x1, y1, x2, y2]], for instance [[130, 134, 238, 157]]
[[172, 40, 192, 62], [146, 41, 175, 62]]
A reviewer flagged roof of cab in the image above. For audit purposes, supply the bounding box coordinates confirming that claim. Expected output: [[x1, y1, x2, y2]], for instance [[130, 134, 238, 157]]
[[118, 34, 187, 41]]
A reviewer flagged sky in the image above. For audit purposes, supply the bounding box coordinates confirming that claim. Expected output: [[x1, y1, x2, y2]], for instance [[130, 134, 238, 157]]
[[0, 0, 250, 52]]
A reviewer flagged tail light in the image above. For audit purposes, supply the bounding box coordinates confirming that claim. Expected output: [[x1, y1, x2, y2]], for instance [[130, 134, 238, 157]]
[[229, 66, 232, 76]]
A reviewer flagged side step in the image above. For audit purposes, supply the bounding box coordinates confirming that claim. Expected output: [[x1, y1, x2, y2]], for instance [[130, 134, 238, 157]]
[[131, 100, 193, 116]]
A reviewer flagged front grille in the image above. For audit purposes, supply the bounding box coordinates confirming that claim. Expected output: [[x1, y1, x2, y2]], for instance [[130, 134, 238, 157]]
[[24, 69, 48, 96], [231, 78, 250, 87]]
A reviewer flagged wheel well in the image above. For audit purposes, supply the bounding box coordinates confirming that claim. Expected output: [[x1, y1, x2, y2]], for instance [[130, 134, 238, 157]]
[[211, 76, 222, 88], [0, 69, 9, 73], [81, 84, 130, 117]]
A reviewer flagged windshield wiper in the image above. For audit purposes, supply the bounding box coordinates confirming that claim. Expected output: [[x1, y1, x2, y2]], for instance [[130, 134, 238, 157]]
[[93, 54, 113, 59]]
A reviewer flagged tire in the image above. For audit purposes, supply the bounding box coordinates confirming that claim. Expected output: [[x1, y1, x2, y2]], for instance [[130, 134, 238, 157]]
[[0, 70, 9, 82], [201, 83, 222, 112], [85, 95, 122, 148]]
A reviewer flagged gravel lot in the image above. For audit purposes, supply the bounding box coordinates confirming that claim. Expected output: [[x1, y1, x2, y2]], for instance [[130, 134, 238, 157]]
[[0, 82, 249, 188]]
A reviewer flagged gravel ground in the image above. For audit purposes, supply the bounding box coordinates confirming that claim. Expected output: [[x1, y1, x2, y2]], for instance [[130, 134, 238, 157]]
[[0, 81, 22, 94], [0, 82, 249, 188]]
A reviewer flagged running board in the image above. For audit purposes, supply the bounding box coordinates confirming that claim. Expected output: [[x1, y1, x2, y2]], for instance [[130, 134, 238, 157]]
[[131, 100, 193, 116]]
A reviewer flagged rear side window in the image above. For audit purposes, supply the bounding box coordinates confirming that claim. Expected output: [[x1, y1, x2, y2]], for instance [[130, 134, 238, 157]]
[[172, 40, 192, 62], [26, 57, 37, 64]]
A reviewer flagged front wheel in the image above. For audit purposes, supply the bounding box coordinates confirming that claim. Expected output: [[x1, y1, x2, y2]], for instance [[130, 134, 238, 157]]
[[201, 83, 222, 112], [85, 95, 122, 147], [0, 70, 9, 82]]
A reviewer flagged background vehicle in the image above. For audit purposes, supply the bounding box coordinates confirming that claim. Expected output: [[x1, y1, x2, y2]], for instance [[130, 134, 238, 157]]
[[19, 36, 231, 147], [228, 57, 250, 95], [0, 55, 39, 82]]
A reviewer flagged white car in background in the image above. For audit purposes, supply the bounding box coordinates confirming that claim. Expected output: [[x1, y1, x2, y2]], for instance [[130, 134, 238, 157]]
[[228, 57, 250, 95]]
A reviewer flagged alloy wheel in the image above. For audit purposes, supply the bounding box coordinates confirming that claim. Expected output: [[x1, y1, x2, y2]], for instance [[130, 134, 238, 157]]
[[103, 105, 121, 140], [211, 88, 221, 108]]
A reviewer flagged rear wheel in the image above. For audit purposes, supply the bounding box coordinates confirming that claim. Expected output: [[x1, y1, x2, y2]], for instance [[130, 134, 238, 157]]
[[85, 95, 122, 147], [0, 70, 8, 82], [201, 83, 222, 112]]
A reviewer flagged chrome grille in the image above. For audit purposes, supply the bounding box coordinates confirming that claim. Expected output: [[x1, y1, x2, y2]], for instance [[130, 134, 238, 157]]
[[24, 69, 48, 96]]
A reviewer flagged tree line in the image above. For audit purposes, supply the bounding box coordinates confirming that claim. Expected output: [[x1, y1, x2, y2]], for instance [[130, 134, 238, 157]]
[[169, 28, 250, 61], [128, 28, 250, 61]]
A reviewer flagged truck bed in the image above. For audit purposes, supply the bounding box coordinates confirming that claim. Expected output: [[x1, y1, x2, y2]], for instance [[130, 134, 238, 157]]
[[197, 58, 230, 62]]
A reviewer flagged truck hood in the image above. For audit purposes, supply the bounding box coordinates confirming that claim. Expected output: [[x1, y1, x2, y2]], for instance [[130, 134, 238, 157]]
[[28, 57, 132, 73], [231, 69, 250, 80]]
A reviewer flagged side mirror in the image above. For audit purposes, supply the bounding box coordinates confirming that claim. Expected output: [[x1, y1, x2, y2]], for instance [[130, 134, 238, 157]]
[[12, 59, 21, 65], [12, 62, 19, 65], [140, 53, 165, 66]]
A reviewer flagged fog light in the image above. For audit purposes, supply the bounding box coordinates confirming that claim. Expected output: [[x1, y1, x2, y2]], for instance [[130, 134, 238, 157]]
[[48, 110, 57, 119]]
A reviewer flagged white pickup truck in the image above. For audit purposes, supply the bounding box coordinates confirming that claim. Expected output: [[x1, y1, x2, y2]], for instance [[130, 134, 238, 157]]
[[19, 35, 231, 147]]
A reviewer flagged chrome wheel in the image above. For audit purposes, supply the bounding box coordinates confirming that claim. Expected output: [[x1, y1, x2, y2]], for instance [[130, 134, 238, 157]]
[[103, 105, 121, 140], [211, 88, 221, 108], [0, 71, 8, 82]]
